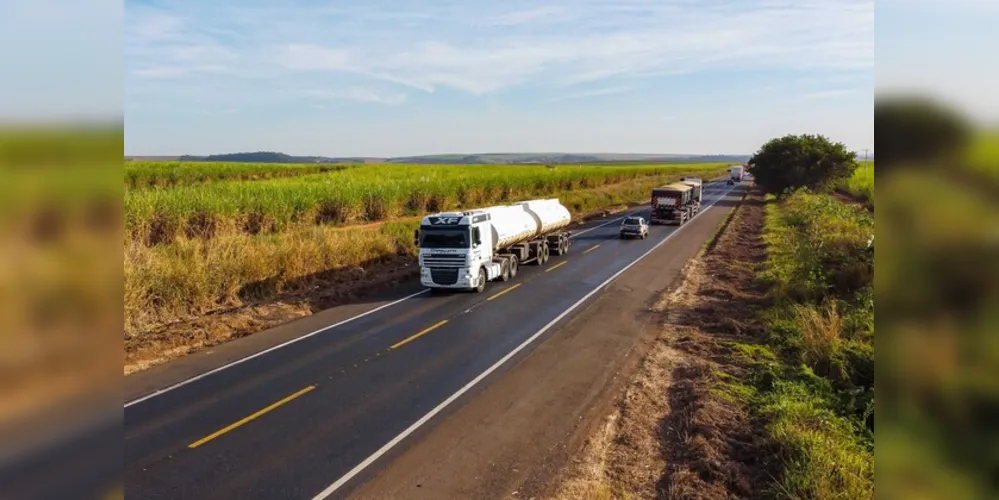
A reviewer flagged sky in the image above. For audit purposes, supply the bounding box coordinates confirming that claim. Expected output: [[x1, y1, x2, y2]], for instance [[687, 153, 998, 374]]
[[118, 0, 880, 156], [7, 1, 996, 157]]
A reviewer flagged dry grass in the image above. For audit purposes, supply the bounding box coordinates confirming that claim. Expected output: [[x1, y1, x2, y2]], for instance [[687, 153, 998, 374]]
[[793, 301, 844, 378]]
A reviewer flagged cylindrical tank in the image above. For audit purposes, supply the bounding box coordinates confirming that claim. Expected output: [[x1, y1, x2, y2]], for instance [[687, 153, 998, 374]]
[[514, 199, 572, 236], [481, 199, 572, 250], [482, 205, 537, 250]]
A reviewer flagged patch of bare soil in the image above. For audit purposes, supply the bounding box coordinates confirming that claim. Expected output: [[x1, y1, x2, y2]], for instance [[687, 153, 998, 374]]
[[548, 192, 771, 500]]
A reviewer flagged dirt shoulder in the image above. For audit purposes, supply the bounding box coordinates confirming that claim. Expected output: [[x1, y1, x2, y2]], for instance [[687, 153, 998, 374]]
[[548, 192, 771, 499], [346, 189, 744, 500]]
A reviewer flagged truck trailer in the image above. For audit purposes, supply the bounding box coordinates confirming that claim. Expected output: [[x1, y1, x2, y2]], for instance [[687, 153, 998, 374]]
[[414, 199, 573, 292], [650, 182, 696, 225], [679, 177, 703, 214], [729, 165, 745, 182]]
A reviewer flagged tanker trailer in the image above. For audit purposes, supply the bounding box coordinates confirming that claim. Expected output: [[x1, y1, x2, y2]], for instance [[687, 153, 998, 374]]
[[415, 198, 573, 292]]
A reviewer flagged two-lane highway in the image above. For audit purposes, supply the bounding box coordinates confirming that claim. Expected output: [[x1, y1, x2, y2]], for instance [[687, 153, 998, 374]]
[[125, 181, 739, 499]]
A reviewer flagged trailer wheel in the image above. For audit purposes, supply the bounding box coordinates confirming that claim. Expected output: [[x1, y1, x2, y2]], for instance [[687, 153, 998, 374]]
[[508, 254, 519, 277], [500, 259, 511, 282], [535, 243, 548, 265]]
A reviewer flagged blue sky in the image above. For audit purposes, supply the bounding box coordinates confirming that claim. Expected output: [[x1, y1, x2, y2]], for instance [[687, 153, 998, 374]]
[[122, 0, 877, 156]]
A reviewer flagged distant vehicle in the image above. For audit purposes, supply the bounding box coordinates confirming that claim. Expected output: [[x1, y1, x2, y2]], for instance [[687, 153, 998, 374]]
[[414, 199, 572, 293], [620, 216, 649, 239], [650, 182, 696, 225], [729, 165, 745, 182]]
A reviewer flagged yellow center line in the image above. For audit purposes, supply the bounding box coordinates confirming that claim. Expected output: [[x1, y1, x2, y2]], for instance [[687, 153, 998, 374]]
[[188, 385, 316, 449], [546, 261, 568, 272], [583, 244, 601, 254], [487, 283, 521, 301], [390, 319, 449, 350]]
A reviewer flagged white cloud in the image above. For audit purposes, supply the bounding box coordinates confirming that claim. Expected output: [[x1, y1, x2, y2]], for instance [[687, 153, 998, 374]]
[[303, 87, 407, 106], [128, 0, 873, 96], [279, 44, 352, 71], [133, 64, 231, 79], [264, 0, 873, 95], [797, 89, 859, 101], [486, 6, 570, 26], [546, 86, 631, 102]]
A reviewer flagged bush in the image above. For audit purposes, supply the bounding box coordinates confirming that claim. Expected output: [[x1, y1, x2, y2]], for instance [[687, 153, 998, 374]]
[[761, 190, 874, 302], [749, 134, 858, 195]]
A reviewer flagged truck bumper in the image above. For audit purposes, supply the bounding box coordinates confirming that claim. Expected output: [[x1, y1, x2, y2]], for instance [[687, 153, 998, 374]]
[[421, 267, 477, 289]]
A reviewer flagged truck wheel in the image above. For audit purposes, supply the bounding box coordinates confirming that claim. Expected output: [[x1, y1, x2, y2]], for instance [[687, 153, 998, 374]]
[[473, 269, 487, 293], [500, 259, 511, 282], [538, 244, 549, 265], [508, 255, 519, 277]]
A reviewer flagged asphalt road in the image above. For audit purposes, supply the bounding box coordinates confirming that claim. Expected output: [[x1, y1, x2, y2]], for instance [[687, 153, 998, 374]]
[[123, 181, 738, 500]]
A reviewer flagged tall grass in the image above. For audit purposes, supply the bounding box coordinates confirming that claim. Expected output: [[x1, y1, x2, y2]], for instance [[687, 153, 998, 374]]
[[126, 163, 728, 245], [125, 161, 358, 190]]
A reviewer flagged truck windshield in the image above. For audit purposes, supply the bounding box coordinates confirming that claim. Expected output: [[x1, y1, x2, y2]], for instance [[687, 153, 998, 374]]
[[419, 228, 469, 248]]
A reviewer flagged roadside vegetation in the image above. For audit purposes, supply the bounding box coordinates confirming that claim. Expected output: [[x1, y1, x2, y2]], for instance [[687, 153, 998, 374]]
[[124, 161, 728, 369], [841, 161, 874, 205], [742, 190, 874, 497]]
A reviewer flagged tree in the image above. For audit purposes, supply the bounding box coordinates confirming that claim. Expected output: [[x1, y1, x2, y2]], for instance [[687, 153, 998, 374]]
[[749, 134, 858, 195], [874, 95, 970, 176]]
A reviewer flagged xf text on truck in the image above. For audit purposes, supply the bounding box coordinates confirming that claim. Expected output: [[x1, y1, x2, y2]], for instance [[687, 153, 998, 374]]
[[414, 199, 573, 293]]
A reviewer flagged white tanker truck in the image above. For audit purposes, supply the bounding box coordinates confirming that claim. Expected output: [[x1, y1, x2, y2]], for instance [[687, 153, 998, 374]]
[[414, 199, 573, 293]]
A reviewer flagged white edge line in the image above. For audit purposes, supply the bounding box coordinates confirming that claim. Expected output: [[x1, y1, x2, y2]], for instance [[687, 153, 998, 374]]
[[125, 179, 729, 409], [309, 185, 738, 499], [124, 288, 430, 408]]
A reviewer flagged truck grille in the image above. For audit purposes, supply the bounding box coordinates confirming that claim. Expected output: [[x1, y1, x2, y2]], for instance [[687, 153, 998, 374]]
[[430, 268, 460, 285], [422, 253, 466, 267]]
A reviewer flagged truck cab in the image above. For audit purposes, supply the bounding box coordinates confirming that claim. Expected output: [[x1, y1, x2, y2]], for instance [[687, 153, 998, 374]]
[[415, 212, 497, 293]]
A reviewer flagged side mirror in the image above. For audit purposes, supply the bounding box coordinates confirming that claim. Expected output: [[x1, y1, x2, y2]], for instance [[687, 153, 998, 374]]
[[413, 229, 420, 247], [473, 228, 482, 246]]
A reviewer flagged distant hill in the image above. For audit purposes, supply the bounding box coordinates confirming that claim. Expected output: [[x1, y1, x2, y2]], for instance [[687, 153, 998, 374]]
[[175, 151, 353, 163], [125, 151, 750, 165]]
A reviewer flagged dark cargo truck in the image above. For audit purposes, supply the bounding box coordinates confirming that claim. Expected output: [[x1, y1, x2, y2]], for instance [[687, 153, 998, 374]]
[[649, 182, 695, 225]]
